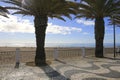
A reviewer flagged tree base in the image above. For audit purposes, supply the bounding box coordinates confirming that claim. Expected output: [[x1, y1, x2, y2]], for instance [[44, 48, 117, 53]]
[[35, 59, 46, 66], [26, 60, 51, 67], [35, 62, 47, 66], [95, 56, 104, 58], [95, 52, 104, 58]]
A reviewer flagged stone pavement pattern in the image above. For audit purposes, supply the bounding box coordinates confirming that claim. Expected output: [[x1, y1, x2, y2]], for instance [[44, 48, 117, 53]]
[[0, 58, 120, 80]]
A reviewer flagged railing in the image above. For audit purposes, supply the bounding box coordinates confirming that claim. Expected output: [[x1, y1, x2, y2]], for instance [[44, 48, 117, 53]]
[[0, 51, 16, 64], [0, 47, 86, 66], [1, 47, 119, 67]]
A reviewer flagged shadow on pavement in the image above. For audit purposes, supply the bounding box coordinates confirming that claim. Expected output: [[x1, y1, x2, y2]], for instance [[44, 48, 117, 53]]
[[39, 64, 70, 80]]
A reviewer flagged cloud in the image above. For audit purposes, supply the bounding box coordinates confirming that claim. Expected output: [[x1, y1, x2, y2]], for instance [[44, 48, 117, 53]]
[[0, 15, 82, 35], [47, 23, 82, 35], [0, 15, 34, 33], [76, 19, 94, 26]]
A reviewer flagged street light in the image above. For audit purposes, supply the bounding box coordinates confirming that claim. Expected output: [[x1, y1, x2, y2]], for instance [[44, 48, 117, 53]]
[[112, 16, 116, 59], [112, 14, 119, 59], [112, 14, 120, 59]]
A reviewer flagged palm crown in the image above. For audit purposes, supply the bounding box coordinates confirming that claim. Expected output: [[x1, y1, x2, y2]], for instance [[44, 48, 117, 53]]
[[74, 0, 120, 25], [77, 0, 120, 19], [4, 0, 79, 21], [0, 6, 9, 17], [110, 11, 120, 26]]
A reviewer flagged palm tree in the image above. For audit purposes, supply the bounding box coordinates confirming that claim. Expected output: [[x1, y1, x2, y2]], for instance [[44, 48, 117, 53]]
[[111, 14, 120, 27], [115, 17, 120, 26], [76, 0, 120, 58], [115, 17, 120, 27], [110, 15, 120, 27], [3, 0, 79, 66], [109, 3, 120, 27], [0, 6, 9, 17]]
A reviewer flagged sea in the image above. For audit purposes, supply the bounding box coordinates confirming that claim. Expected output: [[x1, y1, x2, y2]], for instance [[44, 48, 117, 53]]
[[45, 43, 120, 48], [0, 43, 120, 48]]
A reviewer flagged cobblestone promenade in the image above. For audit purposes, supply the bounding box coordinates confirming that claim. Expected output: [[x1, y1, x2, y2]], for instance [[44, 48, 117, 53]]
[[0, 57, 120, 80]]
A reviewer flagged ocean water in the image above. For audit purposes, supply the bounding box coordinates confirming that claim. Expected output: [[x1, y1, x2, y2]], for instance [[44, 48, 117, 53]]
[[45, 43, 95, 47], [0, 43, 119, 48], [45, 43, 120, 48]]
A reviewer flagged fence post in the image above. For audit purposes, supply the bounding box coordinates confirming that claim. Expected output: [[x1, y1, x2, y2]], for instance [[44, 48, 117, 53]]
[[15, 48, 20, 68], [54, 47, 58, 60], [103, 46, 105, 55], [82, 47, 85, 58]]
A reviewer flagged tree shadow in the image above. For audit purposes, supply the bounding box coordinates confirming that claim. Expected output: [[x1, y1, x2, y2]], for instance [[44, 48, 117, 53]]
[[55, 59, 67, 64], [38, 64, 70, 80], [104, 57, 120, 60], [55, 59, 81, 69]]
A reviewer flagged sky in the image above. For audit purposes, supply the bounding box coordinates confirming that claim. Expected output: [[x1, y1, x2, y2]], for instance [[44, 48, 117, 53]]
[[0, 1, 120, 47]]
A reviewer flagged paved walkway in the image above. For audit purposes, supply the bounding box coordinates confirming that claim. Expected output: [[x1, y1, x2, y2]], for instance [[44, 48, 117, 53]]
[[0, 57, 120, 80]]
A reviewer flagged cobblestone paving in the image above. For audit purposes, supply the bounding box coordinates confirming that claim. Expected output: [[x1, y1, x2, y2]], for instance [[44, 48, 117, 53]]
[[0, 58, 120, 80]]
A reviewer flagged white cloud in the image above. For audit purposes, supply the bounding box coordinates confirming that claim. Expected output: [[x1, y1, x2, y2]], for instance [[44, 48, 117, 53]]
[[0, 15, 34, 33], [47, 23, 82, 35], [76, 19, 94, 26], [0, 15, 82, 35]]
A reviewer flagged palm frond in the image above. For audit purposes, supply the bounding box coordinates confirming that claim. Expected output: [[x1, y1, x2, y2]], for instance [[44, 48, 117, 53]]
[[0, 6, 9, 18], [3, 0, 79, 21], [76, 0, 120, 20]]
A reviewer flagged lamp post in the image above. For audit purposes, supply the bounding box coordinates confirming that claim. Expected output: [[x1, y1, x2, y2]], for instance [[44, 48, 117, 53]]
[[112, 15, 116, 59], [113, 20, 116, 59]]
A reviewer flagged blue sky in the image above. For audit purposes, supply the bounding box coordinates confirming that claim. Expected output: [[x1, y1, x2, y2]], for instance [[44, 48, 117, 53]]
[[0, 1, 120, 47]]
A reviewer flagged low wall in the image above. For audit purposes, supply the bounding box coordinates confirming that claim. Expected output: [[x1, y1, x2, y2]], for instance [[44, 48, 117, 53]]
[[0, 47, 117, 65]]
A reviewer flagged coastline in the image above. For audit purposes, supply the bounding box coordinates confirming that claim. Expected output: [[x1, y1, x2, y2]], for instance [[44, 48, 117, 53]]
[[0, 43, 120, 48]]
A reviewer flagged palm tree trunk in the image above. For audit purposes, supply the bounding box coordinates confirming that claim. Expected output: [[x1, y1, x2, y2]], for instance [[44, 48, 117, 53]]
[[34, 15, 48, 66], [95, 17, 105, 58]]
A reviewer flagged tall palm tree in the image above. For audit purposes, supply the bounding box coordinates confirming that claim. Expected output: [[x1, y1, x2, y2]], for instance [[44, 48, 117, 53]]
[[115, 17, 120, 26], [110, 16, 120, 27], [111, 14, 120, 27], [115, 17, 120, 27], [3, 0, 79, 66], [0, 6, 9, 17], [109, 3, 120, 27], [76, 0, 120, 58]]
